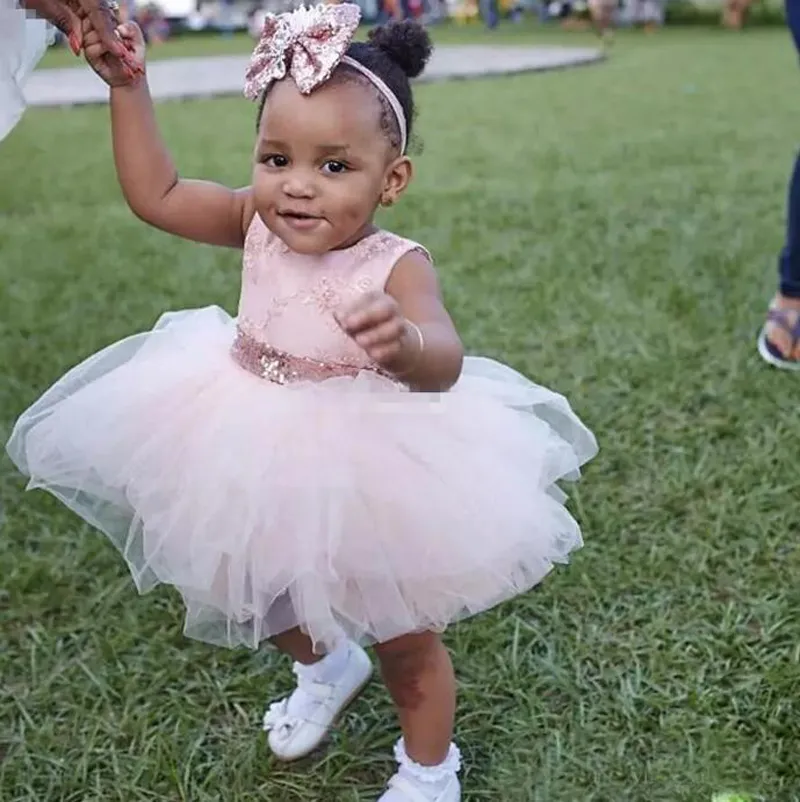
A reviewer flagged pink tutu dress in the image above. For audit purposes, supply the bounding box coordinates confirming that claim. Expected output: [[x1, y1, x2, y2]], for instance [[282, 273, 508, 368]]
[[6, 216, 598, 653]]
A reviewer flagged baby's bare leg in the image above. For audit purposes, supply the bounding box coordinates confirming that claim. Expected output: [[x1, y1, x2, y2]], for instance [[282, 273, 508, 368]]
[[374, 631, 456, 765], [271, 627, 323, 665]]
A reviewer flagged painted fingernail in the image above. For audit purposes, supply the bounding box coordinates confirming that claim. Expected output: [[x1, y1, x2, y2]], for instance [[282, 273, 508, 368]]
[[68, 32, 81, 56]]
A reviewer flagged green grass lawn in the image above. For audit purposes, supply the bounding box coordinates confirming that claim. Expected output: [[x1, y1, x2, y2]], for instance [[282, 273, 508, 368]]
[[3, 25, 800, 802]]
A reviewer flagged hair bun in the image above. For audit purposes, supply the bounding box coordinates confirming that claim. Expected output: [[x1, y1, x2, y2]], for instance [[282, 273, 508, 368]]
[[367, 20, 433, 79]]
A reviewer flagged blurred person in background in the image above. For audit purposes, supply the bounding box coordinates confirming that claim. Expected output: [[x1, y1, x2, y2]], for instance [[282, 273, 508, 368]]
[[137, 1, 169, 42], [1, 0, 139, 142], [219, 0, 236, 35], [758, 0, 800, 369], [722, 0, 754, 28], [587, 0, 615, 40], [248, 1, 268, 35], [625, 0, 663, 31], [479, 0, 499, 27]]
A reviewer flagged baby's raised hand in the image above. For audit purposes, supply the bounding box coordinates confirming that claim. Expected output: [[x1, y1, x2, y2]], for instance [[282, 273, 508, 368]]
[[82, 19, 145, 87], [335, 292, 422, 373]]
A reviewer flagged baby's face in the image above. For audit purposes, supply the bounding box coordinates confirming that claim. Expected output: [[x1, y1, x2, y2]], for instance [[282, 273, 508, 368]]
[[253, 77, 393, 254]]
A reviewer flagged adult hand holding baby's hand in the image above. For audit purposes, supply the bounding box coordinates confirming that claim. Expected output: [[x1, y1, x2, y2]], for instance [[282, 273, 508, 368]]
[[335, 291, 423, 374], [83, 18, 145, 87], [21, 0, 143, 73]]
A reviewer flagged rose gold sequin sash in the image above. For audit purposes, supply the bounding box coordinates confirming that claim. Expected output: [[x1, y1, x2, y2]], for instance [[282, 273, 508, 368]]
[[231, 327, 396, 385]]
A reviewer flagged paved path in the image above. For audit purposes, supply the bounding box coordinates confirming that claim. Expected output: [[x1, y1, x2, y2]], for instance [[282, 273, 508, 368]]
[[24, 44, 604, 107]]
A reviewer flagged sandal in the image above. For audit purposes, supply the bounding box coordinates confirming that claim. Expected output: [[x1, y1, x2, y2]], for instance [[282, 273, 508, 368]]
[[757, 305, 800, 370]]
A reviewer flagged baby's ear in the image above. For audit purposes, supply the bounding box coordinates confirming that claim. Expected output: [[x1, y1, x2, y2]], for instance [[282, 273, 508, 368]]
[[382, 156, 413, 208]]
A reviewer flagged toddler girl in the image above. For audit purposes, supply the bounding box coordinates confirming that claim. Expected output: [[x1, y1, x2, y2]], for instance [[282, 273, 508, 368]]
[[7, 5, 598, 800]]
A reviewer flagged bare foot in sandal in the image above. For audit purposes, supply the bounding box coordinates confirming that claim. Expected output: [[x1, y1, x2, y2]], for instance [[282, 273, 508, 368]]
[[757, 295, 800, 370]]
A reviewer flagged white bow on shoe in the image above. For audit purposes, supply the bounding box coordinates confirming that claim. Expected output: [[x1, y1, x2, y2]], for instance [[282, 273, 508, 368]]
[[262, 698, 298, 738]]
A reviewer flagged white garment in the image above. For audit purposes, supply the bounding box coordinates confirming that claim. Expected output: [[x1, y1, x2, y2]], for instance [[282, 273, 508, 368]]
[[0, 0, 52, 142]]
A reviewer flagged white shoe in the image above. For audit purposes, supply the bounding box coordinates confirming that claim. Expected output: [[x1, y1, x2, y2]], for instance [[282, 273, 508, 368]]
[[262, 641, 373, 762], [377, 739, 462, 801]]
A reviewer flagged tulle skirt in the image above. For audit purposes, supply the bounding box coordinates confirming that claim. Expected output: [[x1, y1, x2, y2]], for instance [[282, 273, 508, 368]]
[[6, 306, 598, 653], [0, 1, 50, 142]]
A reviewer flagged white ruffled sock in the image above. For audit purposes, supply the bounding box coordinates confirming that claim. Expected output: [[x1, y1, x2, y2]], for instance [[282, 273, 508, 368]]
[[393, 738, 461, 799], [286, 641, 352, 718]]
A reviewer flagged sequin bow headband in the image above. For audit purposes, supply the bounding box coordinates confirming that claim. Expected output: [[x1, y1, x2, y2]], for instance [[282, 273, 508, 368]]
[[244, 2, 408, 153]]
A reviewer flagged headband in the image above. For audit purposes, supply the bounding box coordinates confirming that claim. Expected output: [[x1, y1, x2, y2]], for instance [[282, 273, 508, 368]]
[[244, 3, 408, 154]]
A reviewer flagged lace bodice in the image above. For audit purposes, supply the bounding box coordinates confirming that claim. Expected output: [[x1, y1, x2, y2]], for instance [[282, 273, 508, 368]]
[[237, 214, 430, 368]]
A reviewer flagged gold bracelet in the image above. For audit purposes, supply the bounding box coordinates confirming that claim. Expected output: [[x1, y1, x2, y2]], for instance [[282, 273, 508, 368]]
[[394, 320, 425, 377]]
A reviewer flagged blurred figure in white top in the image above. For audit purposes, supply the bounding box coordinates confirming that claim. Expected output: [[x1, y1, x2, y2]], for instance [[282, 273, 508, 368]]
[[0, 0, 141, 142]]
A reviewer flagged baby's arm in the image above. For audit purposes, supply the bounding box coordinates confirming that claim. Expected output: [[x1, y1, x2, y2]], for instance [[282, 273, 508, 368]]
[[335, 251, 463, 391], [385, 252, 464, 391], [111, 80, 253, 248], [101, 24, 253, 248]]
